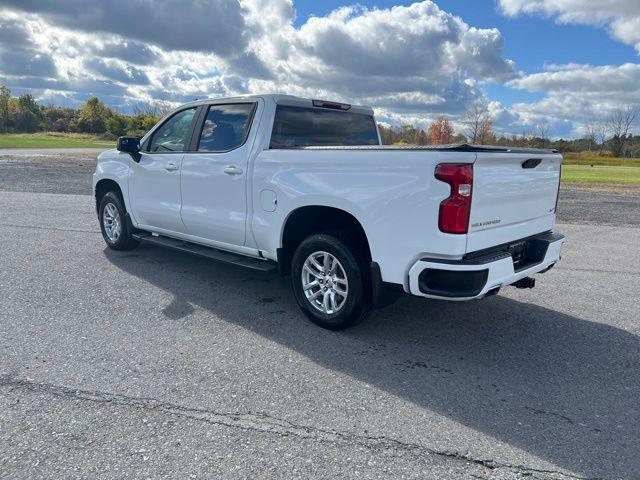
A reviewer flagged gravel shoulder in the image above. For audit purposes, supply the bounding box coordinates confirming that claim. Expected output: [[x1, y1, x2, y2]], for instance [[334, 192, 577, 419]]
[[557, 188, 640, 226], [0, 152, 98, 196]]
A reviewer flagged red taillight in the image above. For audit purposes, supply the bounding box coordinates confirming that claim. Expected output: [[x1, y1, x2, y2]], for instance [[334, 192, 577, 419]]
[[435, 163, 473, 234]]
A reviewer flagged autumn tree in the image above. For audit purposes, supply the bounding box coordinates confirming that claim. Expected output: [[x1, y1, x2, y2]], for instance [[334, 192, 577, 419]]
[[594, 123, 609, 155], [378, 124, 431, 145], [428, 116, 454, 145], [74, 97, 111, 133], [583, 116, 597, 152], [535, 124, 551, 148], [40, 105, 77, 132], [0, 86, 10, 132], [465, 101, 494, 144], [608, 105, 639, 157], [106, 114, 129, 137], [14, 94, 42, 132]]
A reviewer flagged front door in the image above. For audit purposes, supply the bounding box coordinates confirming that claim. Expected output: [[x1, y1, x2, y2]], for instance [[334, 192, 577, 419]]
[[180, 102, 258, 246], [128, 107, 197, 233]]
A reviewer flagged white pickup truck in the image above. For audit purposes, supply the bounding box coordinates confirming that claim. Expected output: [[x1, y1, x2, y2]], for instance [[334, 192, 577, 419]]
[[93, 94, 564, 329]]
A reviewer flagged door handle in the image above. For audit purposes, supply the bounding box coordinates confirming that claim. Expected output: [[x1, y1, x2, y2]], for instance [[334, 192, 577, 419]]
[[224, 165, 243, 175], [165, 162, 179, 171]]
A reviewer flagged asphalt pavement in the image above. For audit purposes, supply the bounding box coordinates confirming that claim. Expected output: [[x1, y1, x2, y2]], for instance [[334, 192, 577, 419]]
[[1, 151, 639, 479]]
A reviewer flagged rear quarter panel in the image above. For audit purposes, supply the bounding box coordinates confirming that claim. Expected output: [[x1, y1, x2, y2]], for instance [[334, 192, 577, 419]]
[[250, 149, 475, 285]]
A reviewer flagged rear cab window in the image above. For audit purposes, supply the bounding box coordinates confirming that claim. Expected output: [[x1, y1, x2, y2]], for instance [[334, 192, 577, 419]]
[[270, 104, 380, 148], [197, 103, 256, 152]]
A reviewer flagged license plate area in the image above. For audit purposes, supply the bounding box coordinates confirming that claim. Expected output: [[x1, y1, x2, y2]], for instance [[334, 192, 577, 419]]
[[511, 238, 549, 272]]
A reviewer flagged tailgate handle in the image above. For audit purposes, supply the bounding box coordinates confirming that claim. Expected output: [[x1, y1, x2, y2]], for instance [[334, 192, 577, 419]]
[[522, 158, 542, 169]]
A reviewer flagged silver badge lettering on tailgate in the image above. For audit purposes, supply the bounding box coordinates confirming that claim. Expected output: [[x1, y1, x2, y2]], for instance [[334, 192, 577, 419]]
[[471, 219, 501, 228]]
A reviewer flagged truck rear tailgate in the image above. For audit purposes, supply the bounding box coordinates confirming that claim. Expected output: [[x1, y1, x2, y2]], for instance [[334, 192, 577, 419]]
[[466, 152, 562, 252]]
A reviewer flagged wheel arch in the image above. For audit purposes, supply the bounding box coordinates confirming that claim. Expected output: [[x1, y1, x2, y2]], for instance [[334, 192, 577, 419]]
[[278, 205, 372, 276], [94, 178, 124, 212]]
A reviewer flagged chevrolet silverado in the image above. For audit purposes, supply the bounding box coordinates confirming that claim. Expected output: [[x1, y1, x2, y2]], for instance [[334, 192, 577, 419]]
[[93, 94, 564, 329]]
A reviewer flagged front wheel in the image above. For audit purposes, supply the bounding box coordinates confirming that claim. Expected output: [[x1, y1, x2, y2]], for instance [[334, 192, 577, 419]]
[[98, 191, 139, 250], [291, 234, 372, 330]]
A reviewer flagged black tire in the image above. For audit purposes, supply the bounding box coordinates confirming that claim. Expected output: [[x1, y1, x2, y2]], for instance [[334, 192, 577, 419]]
[[291, 233, 372, 330], [98, 191, 139, 251]]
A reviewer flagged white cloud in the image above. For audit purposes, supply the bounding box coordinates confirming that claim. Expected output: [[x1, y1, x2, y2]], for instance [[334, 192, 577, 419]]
[[509, 63, 640, 116], [0, 0, 515, 122], [503, 63, 640, 137], [0, 0, 252, 56], [498, 0, 640, 53], [509, 63, 640, 94], [242, 1, 516, 120]]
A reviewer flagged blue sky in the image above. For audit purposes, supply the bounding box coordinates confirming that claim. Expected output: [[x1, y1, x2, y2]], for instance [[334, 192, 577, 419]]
[[294, 0, 639, 108], [1, 0, 639, 138], [296, 0, 638, 70]]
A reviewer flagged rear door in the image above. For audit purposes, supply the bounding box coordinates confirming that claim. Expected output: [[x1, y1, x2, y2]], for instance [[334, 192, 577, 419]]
[[466, 152, 562, 252], [129, 107, 198, 232], [180, 101, 259, 246]]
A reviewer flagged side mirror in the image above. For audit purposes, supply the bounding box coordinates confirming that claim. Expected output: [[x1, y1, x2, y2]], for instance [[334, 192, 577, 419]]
[[117, 136, 141, 162]]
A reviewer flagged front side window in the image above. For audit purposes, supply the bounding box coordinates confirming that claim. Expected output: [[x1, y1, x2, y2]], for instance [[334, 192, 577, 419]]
[[197, 103, 255, 152], [270, 105, 380, 148], [149, 107, 197, 153]]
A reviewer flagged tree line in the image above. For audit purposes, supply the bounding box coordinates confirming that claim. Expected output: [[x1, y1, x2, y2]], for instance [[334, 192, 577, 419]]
[[379, 100, 640, 157], [0, 86, 166, 138], [1, 85, 639, 156]]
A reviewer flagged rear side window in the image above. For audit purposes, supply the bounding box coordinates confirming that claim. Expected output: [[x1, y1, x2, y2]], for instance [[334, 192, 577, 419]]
[[270, 105, 379, 148], [197, 103, 255, 152], [148, 107, 196, 152]]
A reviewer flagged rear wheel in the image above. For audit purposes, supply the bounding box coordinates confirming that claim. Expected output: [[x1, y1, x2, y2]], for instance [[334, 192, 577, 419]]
[[291, 233, 371, 330], [98, 191, 139, 250]]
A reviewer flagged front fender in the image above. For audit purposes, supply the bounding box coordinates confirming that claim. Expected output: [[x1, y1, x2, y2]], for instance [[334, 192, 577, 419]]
[[93, 149, 133, 215]]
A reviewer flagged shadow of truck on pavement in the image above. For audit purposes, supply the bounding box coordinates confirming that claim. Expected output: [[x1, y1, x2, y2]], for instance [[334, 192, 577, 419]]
[[105, 244, 640, 479]]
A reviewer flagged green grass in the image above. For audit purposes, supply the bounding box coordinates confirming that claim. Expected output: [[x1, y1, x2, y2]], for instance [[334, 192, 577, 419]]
[[0, 133, 114, 149], [562, 151, 640, 167], [562, 165, 640, 185]]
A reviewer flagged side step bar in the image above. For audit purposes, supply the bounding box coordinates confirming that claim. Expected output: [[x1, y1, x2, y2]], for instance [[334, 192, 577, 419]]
[[132, 233, 277, 273]]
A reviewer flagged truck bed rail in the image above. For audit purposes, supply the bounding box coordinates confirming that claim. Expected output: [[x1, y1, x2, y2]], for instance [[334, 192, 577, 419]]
[[269, 143, 559, 154]]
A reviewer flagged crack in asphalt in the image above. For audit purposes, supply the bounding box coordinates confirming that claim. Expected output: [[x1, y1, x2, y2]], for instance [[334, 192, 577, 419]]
[[525, 407, 576, 425], [524, 408, 603, 435], [0, 376, 598, 480]]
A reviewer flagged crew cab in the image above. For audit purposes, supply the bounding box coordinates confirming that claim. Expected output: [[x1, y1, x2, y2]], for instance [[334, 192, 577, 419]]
[[93, 94, 564, 330]]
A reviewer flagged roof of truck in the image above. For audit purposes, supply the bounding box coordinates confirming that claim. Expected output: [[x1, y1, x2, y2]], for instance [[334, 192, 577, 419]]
[[182, 94, 374, 113], [184, 93, 295, 103]]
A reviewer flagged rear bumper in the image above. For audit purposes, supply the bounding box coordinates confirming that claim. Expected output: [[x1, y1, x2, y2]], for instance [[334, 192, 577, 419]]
[[408, 231, 565, 300]]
